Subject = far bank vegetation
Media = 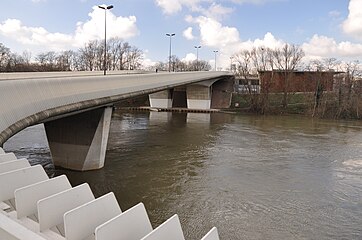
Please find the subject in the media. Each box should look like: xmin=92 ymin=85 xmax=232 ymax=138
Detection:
xmin=232 ymin=44 xmax=362 ymax=119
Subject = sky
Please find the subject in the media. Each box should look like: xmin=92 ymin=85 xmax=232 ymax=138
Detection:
xmin=0 ymin=0 xmax=361 ymax=69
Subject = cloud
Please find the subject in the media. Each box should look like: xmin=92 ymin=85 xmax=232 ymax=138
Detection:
xmin=202 ymin=3 xmax=234 ymax=19
xmin=302 ymin=34 xmax=362 ymax=59
xmin=342 ymin=0 xmax=362 ymax=40
xmin=0 ymin=6 xmax=139 ymax=52
xmin=155 ymin=0 xmax=201 ymax=15
xmin=155 ymin=0 xmax=234 ymax=17
xmin=189 ymin=16 xmax=240 ymax=47
xmin=0 ymin=19 xmax=73 ymax=50
xmin=187 ymin=14 xmax=287 ymax=68
xmin=74 ymin=6 xmax=139 ymax=46
xmin=155 ymin=0 xmax=282 ymax=15
xmin=182 ymin=53 xmax=197 ymax=62
xmin=183 ymin=27 xmax=195 ymax=40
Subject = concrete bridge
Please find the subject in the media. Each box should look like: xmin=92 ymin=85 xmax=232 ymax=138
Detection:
xmin=0 ymin=71 xmax=234 ymax=171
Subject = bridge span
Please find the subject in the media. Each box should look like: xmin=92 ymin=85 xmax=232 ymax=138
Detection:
xmin=0 ymin=71 xmax=234 ymax=171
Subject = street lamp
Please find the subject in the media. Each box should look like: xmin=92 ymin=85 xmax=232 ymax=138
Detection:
xmin=213 ymin=50 xmax=219 ymax=71
xmin=230 ymin=56 xmax=234 ymax=72
xmin=166 ymin=33 xmax=175 ymax=72
xmin=98 ymin=4 xmax=114 ymax=75
xmin=194 ymin=45 xmax=201 ymax=71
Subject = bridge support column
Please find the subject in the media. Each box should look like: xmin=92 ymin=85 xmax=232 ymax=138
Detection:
xmin=44 ymin=107 xmax=112 ymax=171
xmin=186 ymin=85 xmax=211 ymax=109
xmin=149 ymin=90 xmax=173 ymax=108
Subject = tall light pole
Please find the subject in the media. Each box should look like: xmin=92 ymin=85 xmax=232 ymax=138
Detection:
xmin=166 ymin=33 xmax=175 ymax=72
xmin=194 ymin=45 xmax=201 ymax=71
xmin=230 ymin=56 xmax=234 ymax=72
xmin=98 ymin=4 xmax=113 ymax=75
xmin=213 ymin=50 xmax=218 ymax=71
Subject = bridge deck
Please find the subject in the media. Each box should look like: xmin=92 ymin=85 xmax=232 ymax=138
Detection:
xmin=0 ymin=71 xmax=233 ymax=144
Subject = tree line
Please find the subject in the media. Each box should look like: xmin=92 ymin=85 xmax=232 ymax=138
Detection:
xmin=232 ymin=44 xmax=362 ymax=119
xmin=152 ymin=55 xmax=211 ymax=72
xmin=0 ymin=38 xmax=143 ymax=72
xmin=0 ymin=39 xmax=211 ymax=73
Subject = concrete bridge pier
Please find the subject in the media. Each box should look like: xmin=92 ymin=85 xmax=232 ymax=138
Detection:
xmin=44 ymin=107 xmax=112 ymax=171
xmin=186 ymin=85 xmax=211 ymax=110
xmin=149 ymin=90 xmax=173 ymax=108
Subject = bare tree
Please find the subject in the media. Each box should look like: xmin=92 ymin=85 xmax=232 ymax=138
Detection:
xmin=336 ymin=60 xmax=361 ymax=118
xmin=272 ymin=44 xmax=305 ymax=108
xmin=79 ymin=40 xmax=99 ymax=71
xmin=128 ymin=46 xmax=143 ymax=70
xmin=0 ymin=43 xmax=11 ymax=71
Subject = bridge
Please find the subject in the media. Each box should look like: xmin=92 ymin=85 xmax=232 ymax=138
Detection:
xmin=0 ymin=71 xmax=234 ymax=171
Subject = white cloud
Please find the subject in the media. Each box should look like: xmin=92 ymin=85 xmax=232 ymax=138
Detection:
xmin=155 ymin=0 xmax=281 ymax=15
xmin=0 ymin=6 xmax=139 ymax=53
xmin=183 ymin=27 xmax=195 ymax=40
xmin=155 ymin=0 xmax=205 ymax=15
xmin=202 ymin=3 xmax=234 ymax=19
xmin=155 ymin=0 xmax=233 ymax=18
xmin=190 ymin=16 xmax=240 ymax=47
xmin=182 ymin=53 xmax=197 ymax=62
xmin=74 ymin=6 xmax=139 ymax=46
xmin=187 ymin=14 xmax=287 ymax=69
xmin=342 ymin=0 xmax=362 ymax=40
xmin=0 ymin=19 xmax=73 ymax=50
xmin=302 ymin=34 xmax=362 ymax=59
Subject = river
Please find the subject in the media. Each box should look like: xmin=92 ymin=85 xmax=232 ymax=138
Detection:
xmin=4 ymin=111 xmax=362 ymax=239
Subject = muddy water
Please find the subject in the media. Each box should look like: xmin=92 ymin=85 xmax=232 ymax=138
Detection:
xmin=4 ymin=112 xmax=362 ymax=239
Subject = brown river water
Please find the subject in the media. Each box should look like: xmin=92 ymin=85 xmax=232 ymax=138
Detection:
xmin=4 ymin=111 xmax=362 ymax=239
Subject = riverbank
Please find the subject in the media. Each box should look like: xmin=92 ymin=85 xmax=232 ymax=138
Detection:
xmin=231 ymin=92 xmax=362 ymax=120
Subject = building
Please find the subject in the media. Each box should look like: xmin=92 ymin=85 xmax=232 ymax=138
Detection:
xmin=258 ymin=70 xmax=336 ymax=93
xmin=234 ymin=76 xmax=260 ymax=94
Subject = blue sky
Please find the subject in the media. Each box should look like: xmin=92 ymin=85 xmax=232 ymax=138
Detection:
xmin=0 ymin=0 xmax=360 ymax=69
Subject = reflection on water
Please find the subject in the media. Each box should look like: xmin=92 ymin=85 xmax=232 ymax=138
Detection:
xmin=4 ymin=112 xmax=362 ymax=239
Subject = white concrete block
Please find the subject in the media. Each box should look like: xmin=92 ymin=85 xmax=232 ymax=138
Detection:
xmin=38 ymin=183 xmax=95 ymax=233
xmin=149 ymin=98 xmax=173 ymax=108
xmin=0 ymin=212 xmax=47 ymax=240
xmin=0 ymin=165 xmax=48 ymax=203
xmin=187 ymin=99 xmax=211 ymax=110
xmin=15 ymin=175 xmax=72 ymax=219
xmin=201 ymin=227 xmax=220 ymax=240
xmin=64 ymin=192 xmax=122 ymax=240
xmin=95 ymin=202 xmax=152 ymax=240
xmin=0 ymin=159 xmax=30 ymax=174
xmin=140 ymin=214 xmax=185 ymax=240
xmin=0 ymin=153 xmax=17 ymax=163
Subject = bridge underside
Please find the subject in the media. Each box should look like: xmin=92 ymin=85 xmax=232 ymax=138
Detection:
xmin=148 ymin=78 xmax=233 ymax=110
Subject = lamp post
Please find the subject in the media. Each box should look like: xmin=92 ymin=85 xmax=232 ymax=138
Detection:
xmin=230 ymin=56 xmax=233 ymax=72
xmin=194 ymin=45 xmax=201 ymax=71
xmin=98 ymin=4 xmax=114 ymax=75
xmin=213 ymin=50 xmax=218 ymax=71
xmin=166 ymin=33 xmax=175 ymax=72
